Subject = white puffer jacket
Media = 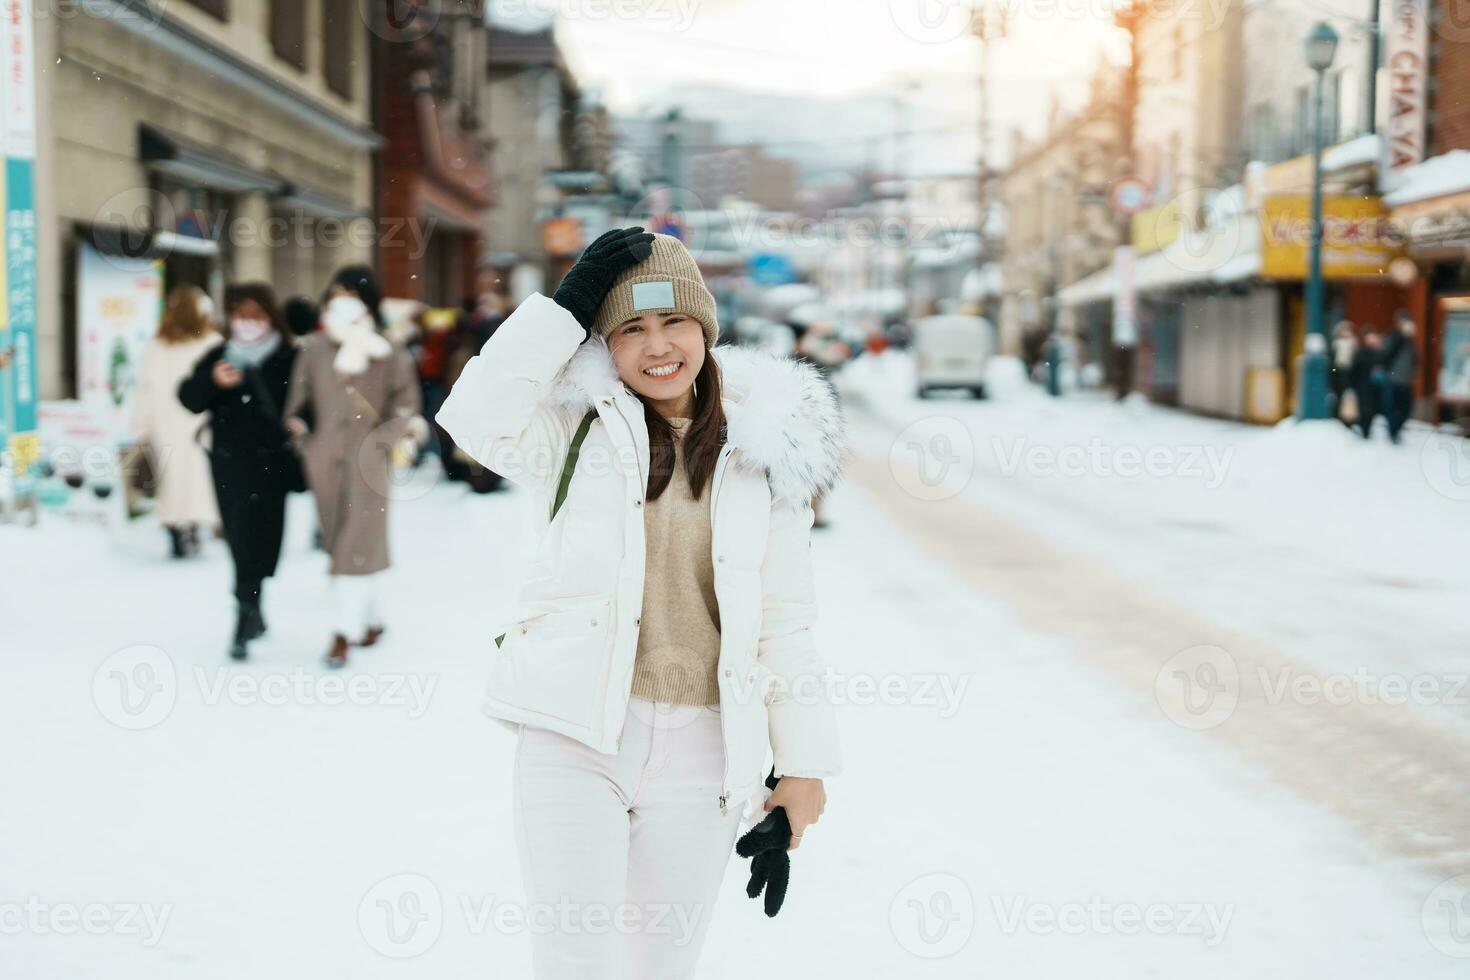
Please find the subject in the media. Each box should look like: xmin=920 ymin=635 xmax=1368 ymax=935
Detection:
xmin=436 ymin=293 xmax=846 ymax=814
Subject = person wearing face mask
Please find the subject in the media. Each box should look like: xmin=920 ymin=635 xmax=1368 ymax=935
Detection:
xmin=179 ymin=282 xmax=303 ymax=660
xmin=283 ymin=265 xmax=427 ymax=668
xmin=133 ymin=284 xmax=222 ymax=559
xmin=437 ymin=229 xmax=844 ymax=978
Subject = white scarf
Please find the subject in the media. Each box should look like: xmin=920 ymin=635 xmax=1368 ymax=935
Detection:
xmin=322 ymin=295 xmax=391 ymax=375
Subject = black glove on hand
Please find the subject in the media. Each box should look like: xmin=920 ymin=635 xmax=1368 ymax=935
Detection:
xmin=735 ymin=768 xmax=790 ymax=917
xmin=551 ymin=226 xmax=655 ymax=336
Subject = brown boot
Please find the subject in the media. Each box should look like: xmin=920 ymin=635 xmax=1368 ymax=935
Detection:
xmin=357 ymin=625 xmax=385 ymax=648
xmin=325 ymin=633 xmax=350 ymax=669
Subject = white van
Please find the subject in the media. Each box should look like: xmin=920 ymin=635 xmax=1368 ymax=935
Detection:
xmin=912 ymin=314 xmax=995 ymax=398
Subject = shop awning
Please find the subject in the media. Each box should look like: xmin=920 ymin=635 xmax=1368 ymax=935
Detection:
xmin=276 ymin=182 xmax=368 ymax=221
xmin=1059 ymin=207 xmax=1262 ymax=306
xmin=139 ymin=124 xmax=284 ymax=195
xmin=1383 ymin=150 xmax=1470 ymax=208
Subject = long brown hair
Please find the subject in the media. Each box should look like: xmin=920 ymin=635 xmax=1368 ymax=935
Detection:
xmin=158 ymin=284 xmax=215 ymax=344
xmin=637 ymin=350 xmax=727 ymax=502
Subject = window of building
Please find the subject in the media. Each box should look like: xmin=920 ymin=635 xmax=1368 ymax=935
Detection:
xmin=270 ymin=0 xmax=306 ymax=70
xmin=1248 ymin=103 xmax=1278 ymax=163
xmin=1321 ymin=70 xmax=1342 ymax=146
xmin=181 ymin=0 xmax=229 ymax=19
xmin=322 ymin=0 xmax=354 ymax=100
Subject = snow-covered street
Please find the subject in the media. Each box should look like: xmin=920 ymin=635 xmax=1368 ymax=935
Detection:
xmin=6 ymin=354 xmax=1470 ymax=976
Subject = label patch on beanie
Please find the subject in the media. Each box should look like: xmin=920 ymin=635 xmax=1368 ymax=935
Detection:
xmin=631 ymin=280 xmax=676 ymax=311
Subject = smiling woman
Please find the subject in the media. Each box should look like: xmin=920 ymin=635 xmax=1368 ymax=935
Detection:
xmin=434 ymin=227 xmax=845 ymax=977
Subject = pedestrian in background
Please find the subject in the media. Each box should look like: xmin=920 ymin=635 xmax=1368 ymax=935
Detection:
xmin=284 ymin=265 xmax=426 ymax=668
xmin=132 ymin=283 xmax=221 ymax=559
xmin=1379 ymin=311 xmax=1418 ymax=444
xmin=283 ymin=296 xmax=319 ymax=339
xmin=1349 ymin=329 xmax=1383 ymax=439
xmin=1329 ymin=319 xmax=1357 ymax=425
xmin=178 ymin=282 xmax=302 ymax=661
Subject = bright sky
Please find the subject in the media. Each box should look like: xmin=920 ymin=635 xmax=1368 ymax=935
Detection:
xmin=494 ymin=0 xmax=1122 ymax=157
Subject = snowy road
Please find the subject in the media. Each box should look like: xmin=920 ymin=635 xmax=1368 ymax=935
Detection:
xmin=5 ymin=358 xmax=1470 ymax=976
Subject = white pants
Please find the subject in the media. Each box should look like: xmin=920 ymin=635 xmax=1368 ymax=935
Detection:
xmin=513 ymin=696 xmax=744 ymax=980
xmin=328 ymin=573 xmax=384 ymax=637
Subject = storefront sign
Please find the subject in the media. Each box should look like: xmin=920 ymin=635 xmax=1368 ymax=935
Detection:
xmin=1259 ymin=196 xmax=1401 ymax=279
xmin=1381 ymin=0 xmax=1430 ymax=189
xmin=1388 ymin=190 xmax=1470 ymax=250
xmin=540 ymin=216 xmax=583 ymax=258
xmin=1131 ymin=198 xmax=1183 ymax=256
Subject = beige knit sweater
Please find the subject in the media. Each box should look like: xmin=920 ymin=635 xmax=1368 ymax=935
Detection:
xmin=630 ymin=417 xmax=722 ymax=705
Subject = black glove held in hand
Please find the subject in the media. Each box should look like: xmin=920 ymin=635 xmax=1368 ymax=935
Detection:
xmin=551 ymin=226 xmax=655 ymax=336
xmin=735 ymin=769 xmax=790 ymax=917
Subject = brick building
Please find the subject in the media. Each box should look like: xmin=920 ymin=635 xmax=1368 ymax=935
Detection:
xmin=372 ymin=0 xmax=493 ymax=306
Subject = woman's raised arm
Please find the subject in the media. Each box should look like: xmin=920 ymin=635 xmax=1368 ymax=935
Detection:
xmin=435 ymin=293 xmax=587 ymax=498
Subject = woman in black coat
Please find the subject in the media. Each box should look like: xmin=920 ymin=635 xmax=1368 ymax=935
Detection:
xmin=179 ymin=282 xmax=303 ymax=660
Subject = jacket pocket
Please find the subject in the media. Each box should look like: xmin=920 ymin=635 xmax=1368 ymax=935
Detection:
xmin=491 ymin=595 xmax=615 ymax=728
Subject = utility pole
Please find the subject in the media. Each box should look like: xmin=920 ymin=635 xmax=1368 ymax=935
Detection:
xmin=1111 ymin=0 xmax=1143 ymax=399
xmin=973 ymin=2 xmax=1006 ymax=265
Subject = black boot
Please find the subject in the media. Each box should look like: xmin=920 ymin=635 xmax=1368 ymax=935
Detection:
xmin=237 ymin=583 xmax=266 ymax=640
xmin=240 ymin=597 xmax=266 ymax=642
xmin=230 ymin=604 xmax=252 ymax=661
xmin=167 ymin=526 xmax=187 ymax=559
xmin=186 ymin=525 xmax=203 ymax=556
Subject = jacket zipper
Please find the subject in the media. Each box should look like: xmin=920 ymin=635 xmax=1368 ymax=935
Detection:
xmin=712 ymin=443 xmax=735 ymax=815
xmin=617 ymin=396 xmax=737 ymax=815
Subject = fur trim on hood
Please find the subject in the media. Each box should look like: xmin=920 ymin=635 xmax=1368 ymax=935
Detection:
xmin=545 ymin=335 xmax=847 ymax=505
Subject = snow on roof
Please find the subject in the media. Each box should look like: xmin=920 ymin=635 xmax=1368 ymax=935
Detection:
xmin=1321 ymin=134 xmax=1381 ymax=173
xmin=1383 ymin=150 xmax=1470 ymax=207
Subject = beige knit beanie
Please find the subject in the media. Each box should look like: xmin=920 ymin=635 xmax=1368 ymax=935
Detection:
xmin=591 ymin=233 xmax=718 ymax=346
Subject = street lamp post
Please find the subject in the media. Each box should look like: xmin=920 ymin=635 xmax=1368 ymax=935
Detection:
xmin=1298 ymin=21 xmax=1339 ymax=420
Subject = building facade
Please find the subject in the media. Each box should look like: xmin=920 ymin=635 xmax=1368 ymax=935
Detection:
xmin=372 ymin=0 xmax=493 ymax=307
xmin=37 ymin=0 xmax=379 ymax=399
xmin=999 ymin=71 xmax=1125 ymax=362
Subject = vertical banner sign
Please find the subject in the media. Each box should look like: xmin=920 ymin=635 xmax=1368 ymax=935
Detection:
xmin=1381 ymin=0 xmax=1429 ymax=191
xmin=1 ymin=0 xmax=38 ymax=487
xmin=76 ymin=243 xmax=162 ymax=439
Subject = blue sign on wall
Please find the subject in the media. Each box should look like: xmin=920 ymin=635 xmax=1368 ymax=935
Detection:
xmin=748 ymin=253 xmax=796 ymax=286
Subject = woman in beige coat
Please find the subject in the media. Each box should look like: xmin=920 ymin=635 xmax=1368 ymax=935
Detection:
xmin=284 ymin=266 xmax=426 ymax=667
xmin=132 ymin=284 xmax=221 ymax=558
